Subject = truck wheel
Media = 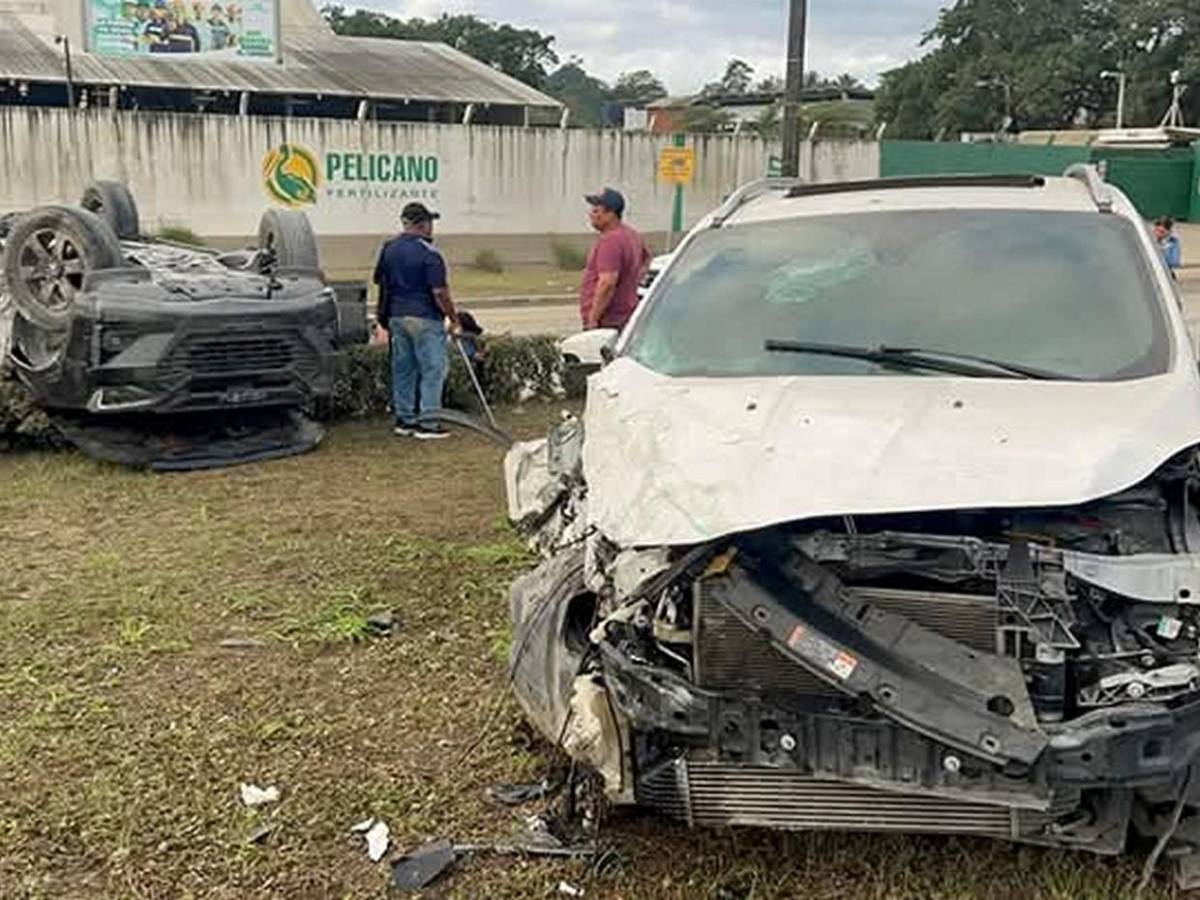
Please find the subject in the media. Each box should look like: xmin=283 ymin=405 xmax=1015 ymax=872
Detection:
xmin=2 ymin=206 xmax=124 ymax=331
xmin=258 ymin=209 xmax=320 ymax=271
xmin=81 ymin=180 xmax=141 ymax=240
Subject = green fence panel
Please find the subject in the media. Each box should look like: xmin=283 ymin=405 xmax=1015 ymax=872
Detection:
xmin=1090 ymin=147 xmax=1194 ymax=220
xmin=880 ymin=140 xmax=1196 ymax=220
xmin=880 ymin=141 xmax=1089 ymax=178
xmin=1193 ymin=143 xmax=1200 ymax=223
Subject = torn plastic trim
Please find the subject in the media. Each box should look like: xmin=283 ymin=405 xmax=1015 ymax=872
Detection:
xmin=504 ymin=415 xmax=584 ymax=527
xmin=1061 ymin=551 xmax=1200 ymax=605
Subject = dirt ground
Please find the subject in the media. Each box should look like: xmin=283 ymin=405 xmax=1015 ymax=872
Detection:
xmin=0 ymin=410 xmax=1182 ymax=899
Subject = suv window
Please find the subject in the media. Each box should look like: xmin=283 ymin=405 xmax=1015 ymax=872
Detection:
xmin=627 ymin=209 xmax=1170 ymax=381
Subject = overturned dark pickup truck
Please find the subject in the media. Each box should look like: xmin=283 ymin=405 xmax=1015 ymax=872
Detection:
xmin=505 ymin=171 xmax=1200 ymax=885
xmin=0 ymin=181 xmax=365 ymax=467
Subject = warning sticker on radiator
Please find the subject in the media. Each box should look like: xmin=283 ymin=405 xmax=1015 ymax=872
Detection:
xmin=786 ymin=625 xmax=859 ymax=681
xmin=830 ymin=652 xmax=859 ymax=680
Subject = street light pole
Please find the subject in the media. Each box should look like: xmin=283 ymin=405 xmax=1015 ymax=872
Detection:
xmin=1101 ymin=70 xmax=1127 ymax=129
xmin=780 ymin=0 xmax=807 ymax=179
xmin=55 ymin=35 xmax=75 ymax=110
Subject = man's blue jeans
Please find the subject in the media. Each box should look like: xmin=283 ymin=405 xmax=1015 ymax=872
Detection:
xmin=389 ymin=316 xmax=447 ymax=426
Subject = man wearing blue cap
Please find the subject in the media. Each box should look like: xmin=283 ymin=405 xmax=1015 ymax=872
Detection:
xmin=373 ymin=202 xmax=462 ymax=440
xmin=580 ymin=187 xmax=651 ymax=331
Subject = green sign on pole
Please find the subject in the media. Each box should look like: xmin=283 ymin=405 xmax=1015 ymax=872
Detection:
xmin=670 ymin=133 xmax=686 ymax=242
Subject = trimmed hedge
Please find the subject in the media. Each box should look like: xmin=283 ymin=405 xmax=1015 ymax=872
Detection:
xmin=0 ymin=334 xmax=575 ymax=451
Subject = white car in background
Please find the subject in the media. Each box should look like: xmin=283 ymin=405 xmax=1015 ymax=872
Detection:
xmin=559 ymin=253 xmax=673 ymax=373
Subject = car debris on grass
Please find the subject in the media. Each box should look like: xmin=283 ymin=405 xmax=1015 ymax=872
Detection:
xmin=239 ymin=784 xmax=280 ymax=808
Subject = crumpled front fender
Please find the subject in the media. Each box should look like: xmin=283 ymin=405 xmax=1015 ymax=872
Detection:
xmin=509 ymin=548 xmax=589 ymax=741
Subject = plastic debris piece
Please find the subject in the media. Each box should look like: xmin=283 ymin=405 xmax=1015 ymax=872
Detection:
xmin=391 ymin=840 xmax=457 ymax=892
xmin=365 ymin=820 xmax=391 ymax=862
xmin=246 ymin=824 xmax=275 ymax=845
xmin=558 ymin=881 xmax=585 ymax=897
xmin=239 ymin=783 xmax=280 ymax=807
xmin=486 ymin=779 xmax=552 ymax=807
xmin=350 ymin=817 xmax=376 ymax=834
xmin=218 ymin=638 xmax=266 ymax=649
xmin=366 ymin=611 xmax=399 ymax=637
xmin=517 ymin=814 xmax=564 ymax=851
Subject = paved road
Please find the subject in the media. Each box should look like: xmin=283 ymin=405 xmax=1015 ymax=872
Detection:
xmin=470 ymin=300 xmax=579 ymax=337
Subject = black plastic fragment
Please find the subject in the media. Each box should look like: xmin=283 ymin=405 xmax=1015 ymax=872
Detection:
xmin=390 ymin=839 xmax=458 ymax=892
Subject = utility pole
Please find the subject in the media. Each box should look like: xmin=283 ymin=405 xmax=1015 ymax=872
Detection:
xmin=1101 ymin=70 xmax=1127 ymax=129
xmin=780 ymin=0 xmax=807 ymax=178
xmin=55 ymin=35 xmax=75 ymax=109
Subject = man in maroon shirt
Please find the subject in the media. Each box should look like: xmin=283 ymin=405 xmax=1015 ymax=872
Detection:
xmin=579 ymin=188 xmax=651 ymax=330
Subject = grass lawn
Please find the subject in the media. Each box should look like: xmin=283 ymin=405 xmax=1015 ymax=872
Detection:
xmin=453 ymin=265 xmax=579 ymax=299
xmin=0 ymin=411 xmax=1180 ymax=899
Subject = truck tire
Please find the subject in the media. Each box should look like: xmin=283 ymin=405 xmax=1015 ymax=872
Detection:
xmin=258 ymin=209 xmax=320 ymax=271
xmin=1 ymin=206 xmax=124 ymax=331
xmin=81 ymin=180 xmax=141 ymax=240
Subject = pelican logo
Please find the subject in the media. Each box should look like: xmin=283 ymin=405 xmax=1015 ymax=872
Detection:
xmin=262 ymin=143 xmax=320 ymax=207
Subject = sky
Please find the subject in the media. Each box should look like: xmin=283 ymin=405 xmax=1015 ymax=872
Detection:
xmin=353 ymin=0 xmax=949 ymax=93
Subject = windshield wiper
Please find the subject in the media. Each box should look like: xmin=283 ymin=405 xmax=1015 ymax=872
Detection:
xmin=763 ymin=340 xmax=1074 ymax=381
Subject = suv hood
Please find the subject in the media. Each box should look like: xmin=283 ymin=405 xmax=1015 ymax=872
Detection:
xmin=583 ymin=358 xmax=1200 ymax=547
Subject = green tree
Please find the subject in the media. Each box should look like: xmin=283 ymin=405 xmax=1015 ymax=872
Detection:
xmin=321 ymin=6 xmax=558 ymax=88
xmin=872 ymin=0 xmax=1200 ymax=137
xmin=611 ymin=70 xmax=668 ymax=106
xmin=1114 ymin=0 xmax=1200 ymax=126
xmin=701 ymin=58 xmax=755 ymax=98
xmin=680 ymin=105 xmax=734 ymax=133
xmin=544 ymin=59 xmax=612 ymax=127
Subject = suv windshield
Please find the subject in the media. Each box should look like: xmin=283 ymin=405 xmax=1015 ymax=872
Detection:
xmin=626 ymin=209 xmax=1170 ymax=381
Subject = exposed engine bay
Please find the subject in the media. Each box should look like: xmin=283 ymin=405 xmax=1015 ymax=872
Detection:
xmin=507 ymin=417 xmax=1200 ymax=882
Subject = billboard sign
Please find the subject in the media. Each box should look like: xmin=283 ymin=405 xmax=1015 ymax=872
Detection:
xmin=85 ymin=0 xmax=280 ymax=61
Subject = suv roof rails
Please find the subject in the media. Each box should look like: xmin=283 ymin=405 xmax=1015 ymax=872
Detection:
xmin=783 ymin=174 xmax=1046 ymax=199
xmin=710 ymin=178 xmax=805 ymax=227
xmin=1063 ymin=163 xmax=1114 ymax=214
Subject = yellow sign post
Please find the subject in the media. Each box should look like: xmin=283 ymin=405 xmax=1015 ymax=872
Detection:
xmin=658 ymin=147 xmax=696 ymax=184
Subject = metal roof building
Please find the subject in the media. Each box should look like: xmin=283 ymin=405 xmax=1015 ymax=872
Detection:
xmin=0 ymin=0 xmax=561 ymax=121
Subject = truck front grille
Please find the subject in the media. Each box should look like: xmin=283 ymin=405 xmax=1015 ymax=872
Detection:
xmin=172 ymin=334 xmax=297 ymax=375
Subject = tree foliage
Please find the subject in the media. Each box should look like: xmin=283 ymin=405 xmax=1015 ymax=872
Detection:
xmin=701 ymin=58 xmax=757 ymax=98
xmin=612 ymin=70 xmax=668 ymax=106
xmin=876 ymin=0 xmax=1200 ymax=138
xmin=322 ymin=6 xmax=558 ymax=88
xmin=544 ymin=59 xmax=613 ymax=127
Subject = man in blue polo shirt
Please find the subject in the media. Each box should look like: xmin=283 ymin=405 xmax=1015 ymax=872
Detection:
xmin=373 ymin=202 xmax=461 ymax=440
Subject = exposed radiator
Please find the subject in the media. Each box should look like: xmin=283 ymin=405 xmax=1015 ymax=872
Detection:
xmin=694 ymin=582 xmax=998 ymax=695
xmin=638 ymin=759 xmax=1014 ymax=836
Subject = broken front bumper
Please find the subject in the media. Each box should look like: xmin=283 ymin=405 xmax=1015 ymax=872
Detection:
xmin=508 ymin=525 xmax=1200 ymax=856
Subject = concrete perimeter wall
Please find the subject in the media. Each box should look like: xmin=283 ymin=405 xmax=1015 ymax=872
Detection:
xmin=0 ymin=108 xmax=879 ymax=277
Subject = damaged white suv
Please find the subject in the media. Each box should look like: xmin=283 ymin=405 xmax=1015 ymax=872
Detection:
xmin=504 ymin=168 xmax=1200 ymax=883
